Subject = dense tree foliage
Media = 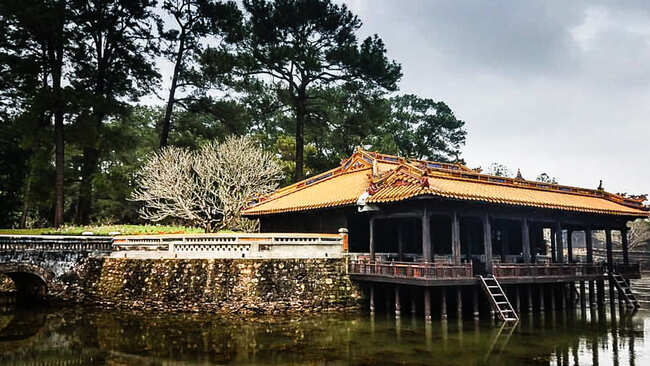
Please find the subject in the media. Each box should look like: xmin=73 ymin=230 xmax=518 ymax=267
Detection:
xmin=205 ymin=0 xmax=403 ymax=181
xmin=0 ymin=0 xmax=469 ymax=228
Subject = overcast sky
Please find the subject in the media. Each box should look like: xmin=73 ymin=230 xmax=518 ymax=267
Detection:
xmin=152 ymin=1 xmax=649 ymax=198
xmin=336 ymin=0 xmax=649 ymax=198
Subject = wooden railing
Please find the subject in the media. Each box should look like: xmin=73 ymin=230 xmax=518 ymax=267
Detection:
xmin=614 ymin=262 xmax=642 ymax=279
xmin=0 ymin=235 xmax=112 ymax=252
xmin=112 ymin=232 xmax=345 ymax=259
xmin=347 ymin=260 xmax=473 ymax=280
xmin=493 ymin=263 xmax=605 ymax=278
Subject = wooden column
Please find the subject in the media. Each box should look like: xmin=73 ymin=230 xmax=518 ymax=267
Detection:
xmin=555 ymin=222 xmax=564 ymax=263
xmin=580 ymin=281 xmax=586 ymax=310
xmin=441 ymin=288 xmax=447 ymax=320
xmin=521 ymin=219 xmax=531 ymax=263
xmin=567 ymin=229 xmax=573 ymax=263
xmin=501 ymin=227 xmax=510 ymax=263
xmin=585 ymin=227 xmax=593 ymax=263
xmin=397 ymin=222 xmax=405 ymax=262
xmin=424 ymin=288 xmax=432 ymax=322
xmin=605 ymin=229 xmax=614 ymax=272
xmin=551 ymin=227 xmax=557 ymax=263
xmin=606 ymin=229 xmax=616 ymax=309
xmin=539 ymin=285 xmax=545 ymax=311
xmin=527 ymin=285 xmax=533 ymax=312
xmin=482 ymin=214 xmax=493 ymax=274
xmin=422 ymin=208 xmax=432 ymax=262
xmin=589 ymin=280 xmax=596 ymax=308
xmin=451 ymin=212 xmax=461 ymax=265
xmin=621 ymin=228 xmax=629 ymax=265
xmin=369 ymin=217 xmax=376 ymax=262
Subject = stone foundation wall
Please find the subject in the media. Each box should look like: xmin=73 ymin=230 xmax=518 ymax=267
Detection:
xmin=64 ymin=258 xmax=361 ymax=314
xmin=0 ymin=274 xmax=14 ymax=292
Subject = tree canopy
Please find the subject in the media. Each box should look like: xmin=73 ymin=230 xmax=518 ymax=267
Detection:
xmin=0 ymin=0 xmax=471 ymax=229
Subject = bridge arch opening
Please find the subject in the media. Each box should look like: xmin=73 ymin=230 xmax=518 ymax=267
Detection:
xmin=0 ymin=264 xmax=51 ymax=303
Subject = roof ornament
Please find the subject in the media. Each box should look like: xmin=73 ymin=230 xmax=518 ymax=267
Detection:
xmin=372 ymin=157 xmax=377 ymax=177
xmin=356 ymin=191 xmax=380 ymax=212
xmin=598 ymin=180 xmax=604 ymax=191
xmin=515 ymin=169 xmax=524 ymax=181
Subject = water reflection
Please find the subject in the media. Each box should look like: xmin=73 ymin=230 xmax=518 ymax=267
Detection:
xmin=0 ymin=298 xmax=647 ymax=366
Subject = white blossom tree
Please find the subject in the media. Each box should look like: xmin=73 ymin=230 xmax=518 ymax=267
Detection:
xmin=131 ymin=136 xmax=283 ymax=232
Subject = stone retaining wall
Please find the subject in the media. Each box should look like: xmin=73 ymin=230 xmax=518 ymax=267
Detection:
xmin=64 ymin=258 xmax=361 ymax=314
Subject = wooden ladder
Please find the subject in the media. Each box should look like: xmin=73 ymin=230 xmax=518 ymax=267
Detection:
xmin=479 ymin=275 xmax=519 ymax=322
xmin=611 ymin=272 xmax=640 ymax=309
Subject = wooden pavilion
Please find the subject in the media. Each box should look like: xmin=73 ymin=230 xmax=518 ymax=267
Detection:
xmin=243 ymin=148 xmax=648 ymax=321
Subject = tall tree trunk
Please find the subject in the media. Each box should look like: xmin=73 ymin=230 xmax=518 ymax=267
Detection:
xmin=294 ymin=100 xmax=305 ymax=182
xmin=51 ymin=7 xmax=65 ymax=228
xmin=159 ymin=34 xmax=185 ymax=148
xmin=53 ymin=106 xmax=65 ymax=226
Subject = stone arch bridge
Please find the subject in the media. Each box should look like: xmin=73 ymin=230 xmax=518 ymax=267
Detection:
xmin=0 ymin=236 xmax=111 ymax=301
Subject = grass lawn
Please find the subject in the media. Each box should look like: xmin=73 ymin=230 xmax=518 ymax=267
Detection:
xmin=0 ymin=224 xmax=205 ymax=236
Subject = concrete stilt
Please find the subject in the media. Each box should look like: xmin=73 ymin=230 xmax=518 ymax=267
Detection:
xmin=580 ymin=281 xmax=586 ymax=310
xmin=550 ymin=285 xmax=556 ymax=311
xmin=385 ymin=288 xmax=391 ymax=315
xmin=410 ymin=289 xmax=417 ymax=315
xmin=597 ymin=279 xmax=605 ymax=309
xmin=472 ymin=287 xmax=479 ymax=319
xmin=456 ymin=287 xmax=462 ymax=318
xmin=369 ymin=285 xmax=375 ymax=314
xmin=395 ymin=286 xmax=401 ymax=318
xmin=441 ymin=288 xmax=447 ymax=320
xmin=588 ymin=280 xmax=596 ymax=308
xmin=539 ymin=284 xmax=545 ymax=311
xmin=515 ymin=286 xmax=521 ymax=313
xmin=424 ymin=288 xmax=432 ymax=322
xmin=561 ymin=283 xmax=567 ymax=310
xmin=527 ymin=285 xmax=533 ymax=312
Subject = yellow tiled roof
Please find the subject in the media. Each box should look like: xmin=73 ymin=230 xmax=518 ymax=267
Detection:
xmin=242 ymin=149 xmax=649 ymax=217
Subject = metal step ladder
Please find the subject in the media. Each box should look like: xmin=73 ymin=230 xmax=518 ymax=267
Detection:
xmin=479 ymin=275 xmax=519 ymax=322
xmin=611 ymin=272 xmax=640 ymax=309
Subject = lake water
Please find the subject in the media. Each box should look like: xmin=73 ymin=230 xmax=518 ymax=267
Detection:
xmin=1 ymin=282 xmax=650 ymax=365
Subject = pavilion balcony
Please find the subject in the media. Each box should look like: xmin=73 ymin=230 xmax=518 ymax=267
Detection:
xmin=613 ymin=262 xmax=642 ymax=279
xmin=491 ymin=263 xmax=606 ymax=283
xmin=347 ymin=255 xmax=473 ymax=285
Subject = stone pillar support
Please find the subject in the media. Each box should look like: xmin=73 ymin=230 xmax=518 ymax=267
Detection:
xmin=441 ymin=288 xmax=447 ymax=320
xmin=424 ymin=288 xmax=432 ymax=322
xmin=395 ymin=286 xmax=401 ymax=318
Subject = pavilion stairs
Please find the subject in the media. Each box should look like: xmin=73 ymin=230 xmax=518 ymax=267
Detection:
xmin=479 ymin=275 xmax=519 ymax=322
xmin=610 ymin=272 xmax=640 ymax=309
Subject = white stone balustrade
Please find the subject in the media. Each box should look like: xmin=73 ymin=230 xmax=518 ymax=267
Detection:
xmin=110 ymin=232 xmax=346 ymax=259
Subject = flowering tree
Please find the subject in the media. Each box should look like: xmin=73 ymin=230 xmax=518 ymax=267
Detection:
xmin=131 ymin=136 xmax=282 ymax=232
